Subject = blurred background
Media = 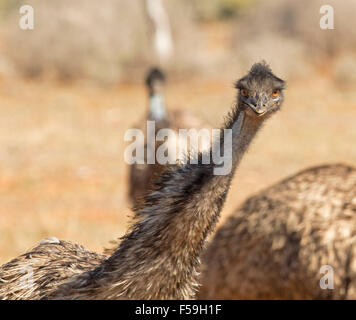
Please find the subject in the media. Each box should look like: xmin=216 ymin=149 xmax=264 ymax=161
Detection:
xmin=0 ymin=0 xmax=355 ymax=263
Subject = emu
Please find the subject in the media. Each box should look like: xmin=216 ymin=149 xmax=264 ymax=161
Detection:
xmin=0 ymin=62 xmax=285 ymax=299
xmin=198 ymin=164 xmax=356 ymax=299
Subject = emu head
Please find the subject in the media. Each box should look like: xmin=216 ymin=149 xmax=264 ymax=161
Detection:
xmin=145 ymin=67 xmax=166 ymax=97
xmin=235 ymin=62 xmax=286 ymax=118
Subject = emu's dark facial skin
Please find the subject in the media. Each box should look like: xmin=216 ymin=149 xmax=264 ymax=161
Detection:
xmin=235 ymin=62 xmax=286 ymax=118
xmin=239 ymin=88 xmax=284 ymax=117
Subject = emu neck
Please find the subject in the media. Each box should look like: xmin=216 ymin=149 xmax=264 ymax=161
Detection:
xmin=102 ymin=105 xmax=263 ymax=298
xmin=50 ymin=104 xmax=265 ymax=300
xmin=148 ymin=93 xmax=166 ymax=121
xmin=227 ymin=109 xmax=263 ymax=173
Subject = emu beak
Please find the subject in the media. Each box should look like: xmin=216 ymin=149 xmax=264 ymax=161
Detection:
xmin=246 ymin=103 xmax=267 ymax=116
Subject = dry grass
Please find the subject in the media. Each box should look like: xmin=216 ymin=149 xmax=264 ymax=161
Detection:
xmin=0 ymin=72 xmax=355 ymax=264
xmin=1 ymin=0 xmax=356 ymax=87
xmin=230 ymin=0 xmax=356 ymax=82
xmin=0 ymin=0 xmax=202 ymax=83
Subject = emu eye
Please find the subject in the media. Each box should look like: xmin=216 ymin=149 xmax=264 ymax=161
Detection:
xmin=272 ymin=89 xmax=280 ymax=98
xmin=241 ymin=89 xmax=249 ymax=98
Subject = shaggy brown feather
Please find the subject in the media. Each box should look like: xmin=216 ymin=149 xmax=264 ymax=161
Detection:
xmin=198 ymin=164 xmax=356 ymax=299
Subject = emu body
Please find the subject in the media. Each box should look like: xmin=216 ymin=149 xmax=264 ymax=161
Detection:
xmin=198 ymin=164 xmax=356 ymax=299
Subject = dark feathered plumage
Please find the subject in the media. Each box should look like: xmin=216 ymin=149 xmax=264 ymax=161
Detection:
xmin=198 ymin=164 xmax=356 ymax=299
